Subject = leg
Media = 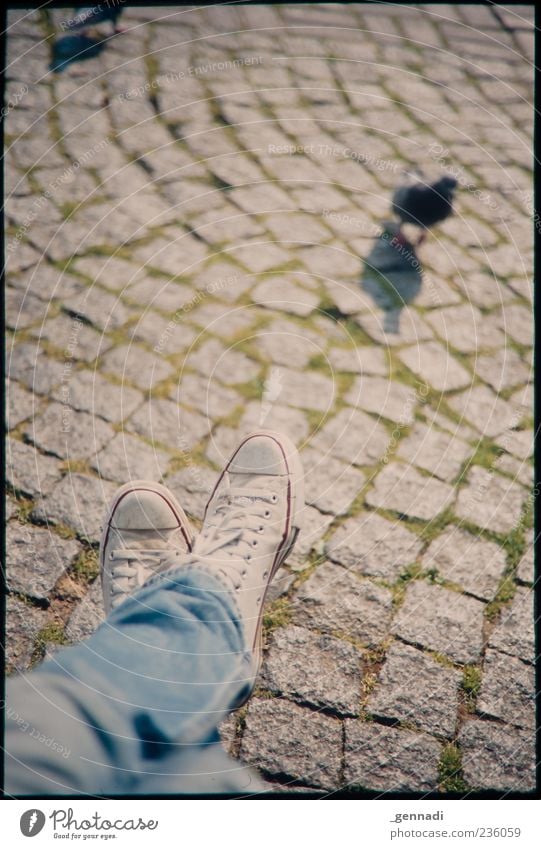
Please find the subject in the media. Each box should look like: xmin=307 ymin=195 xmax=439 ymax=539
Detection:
xmin=5 ymin=432 xmax=303 ymax=795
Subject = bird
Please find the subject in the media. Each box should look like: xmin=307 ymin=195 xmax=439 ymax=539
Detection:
xmin=66 ymin=4 xmax=124 ymax=33
xmin=49 ymin=33 xmax=107 ymax=73
xmin=392 ymin=172 xmax=458 ymax=244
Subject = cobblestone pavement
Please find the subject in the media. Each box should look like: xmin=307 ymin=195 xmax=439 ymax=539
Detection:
xmin=4 ymin=4 xmax=536 ymax=793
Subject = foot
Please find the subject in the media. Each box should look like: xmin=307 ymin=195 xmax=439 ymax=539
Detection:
xmin=100 ymin=480 xmax=194 ymax=614
xmin=193 ymin=431 xmax=304 ymax=672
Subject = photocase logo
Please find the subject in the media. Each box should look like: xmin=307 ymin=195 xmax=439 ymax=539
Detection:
xmin=20 ymin=810 xmax=46 ymax=837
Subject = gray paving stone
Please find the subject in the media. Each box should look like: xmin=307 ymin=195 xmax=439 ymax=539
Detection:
xmin=392 ymin=581 xmax=485 ymax=664
xmin=294 ymin=561 xmax=393 ymax=646
xmin=424 ymin=527 xmax=507 ymax=601
xmin=240 ymin=698 xmax=342 ymax=790
xmin=262 ymin=625 xmax=362 ymax=716
xmin=240 ymin=402 xmax=310 ymax=446
xmin=65 ymin=577 xmax=106 ymax=643
xmin=5 ymin=287 xmax=48 ymax=330
xmin=368 ymin=642 xmax=461 ymax=738
xmin=397 ymin=422 xmax=472 ymax=482
xmin=24 ymin=402 xmax=114 ymax=460
xmin=310 ymin=407 xmax=390 ymax=465
xmin=124 ymin=277 xmax=195 ymax=313
xmin=32 ymin=473 xmax=117 ymax=543
xmin=367 ymin=463 xmax=455 ymax=521
xmin=474 ymin=347 xmax=531 ymax=392
xmin=287 ymin=504 xmax=334 ymax=570
xmin=165 ymin=465 xmax=218 ymax=522
xmin=256 ymin=323 xmax=321 ymax=369
xmin=92 ymin=433 xmax=171 ymax=484
xmin=51 ymin=370 xmax=144 ymax=423
xmin=252 ymin=278 xmax=320 ymax=317
xmin=8 ymin=342 xmax=66 ymax=395
xmin=8 ymin=263 xmax=85 ymax=304
xmin=128 ymin=399 xmax=210 ymax=451
xmin=454 ymin=467 xmax=526 ymax=535
xmin=6 ymin=523 xmax=80 ymax=600
xmin=516 ymin=545 xmax=534 ymax=585
xmin=488 ymin=587 xmax=535 ymax=664
xmin=326 ymin=512 xmax=422 ymax=581
xmin=397 ymin=341 xmax=471 ymax=392
xmin=38 ymin=313 xmax=107 ymax=363
xmin=6 ymin=437 xmax=62 ymax=497
xmin=425 ymin=304 xmax=506 ymax=353
xmin=344 ymin=722 xmax=441 ymax=792
xmin=458 ymin=719 xmax=535 ymax=792
xmin=326 ymin=345 xmax=388 ymax=376
xmin=303 ymin=448 xmax=366 ymax=515
xmin=509 ymin=383 xmax=533 ymax=417
xmin=448 ymin=385 xmax=517 ymax=438
xmin=355 ymin=308 xmax=434 ymax=346
xmin=5 ymin=596 xmax=48 ymax=672
xmin=271 ymin=367 xmax=335 ymax=412
xmin=132 ymin=234 xmax=209 ymax=277
xmin=62 ymin=287 xmax=131 ymax=331
xmin=345 ymin=376 xmax=417 ymax=424
xmin=297 ymin=244 xmax=359 ymax=279
xmin=175 ymin=374 xmax=242 ymax=421
xmin=187 ymin=338 xmax=260 ymax=385
xmin=477 ymin=649 xmax=534 ymax=730
xmin=229 ymin=243 xmax=292 ymax=274
xmin=496 ymin=303 xmax=532 ymax=347
xmin=100 ymin=344 xmax=174 ymax=390
xmin=6 ymin=379 xmax=37 ymax=428
xmin=495 ymin=428 xmax=533 ymax=461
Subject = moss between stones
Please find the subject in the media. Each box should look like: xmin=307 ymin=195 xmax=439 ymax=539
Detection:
xmin=438 ymin=743 xmax=469 ymax=793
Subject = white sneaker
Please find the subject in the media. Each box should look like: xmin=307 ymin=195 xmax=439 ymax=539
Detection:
xmin=192 ymin=431 xmax=304 ymax=672
xmin=100 ymin=480 xmax=194 ymax=614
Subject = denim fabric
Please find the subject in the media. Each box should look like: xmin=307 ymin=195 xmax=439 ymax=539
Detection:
xmin=4 ymin=565 xmax=264 ymax=795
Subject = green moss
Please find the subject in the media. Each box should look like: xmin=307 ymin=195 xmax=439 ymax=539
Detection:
xmin=485 ymin=573 xmax=516 ymax=621
xmin=71 ymin=548 xmax=99 ymax=583
xmin=461 ymin=666 xmax=482 ymax=709
xmin=262 ymin=598 xmax=292 ymax=637
xmin=438 ymin=743 xmax=469 ymax=793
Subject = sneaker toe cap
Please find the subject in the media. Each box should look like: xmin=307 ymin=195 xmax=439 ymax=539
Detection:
xmin=111 ymin=489 xmax=180 ymax=530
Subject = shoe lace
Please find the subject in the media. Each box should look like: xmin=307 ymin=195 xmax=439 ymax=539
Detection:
xmin=190 ymin=488 xmax=278 ymax=591
xmin=109 ymin=547 xmax=183 ymax=607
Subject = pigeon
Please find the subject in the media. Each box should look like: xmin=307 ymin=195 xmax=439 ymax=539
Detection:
xmin=49 ymin=33 xmax=107 ymax=73
xmin=392 ymin=173 xmax=458 ymax=242
xmin=66 ymin=4 xmax=124 ymax=33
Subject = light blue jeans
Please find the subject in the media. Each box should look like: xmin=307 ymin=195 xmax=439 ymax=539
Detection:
xmin=4 ymin=564 xmax=265 ymax=795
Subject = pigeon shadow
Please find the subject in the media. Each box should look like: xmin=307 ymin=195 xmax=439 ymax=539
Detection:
xmin=49 ymin=33 xmax=109 ymax=74
xmin=361 ymin=223 xmax=423 ymax=334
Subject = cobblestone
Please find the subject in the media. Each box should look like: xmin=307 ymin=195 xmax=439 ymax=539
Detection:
xmin=366 ymin=463 xmax=455 ymax=521
xmin=477 ymin=649 xmax=535 ymax=730
xmin=344 ymin=722 xmax=441 ymax=792
xmin=454 ymin=466 xmax=527 ymax=535
xmin=488 ymin=587 xmax=535 ymax=664
xmin=5 ymin=596 xmax=48 ymax=672
xmin=262 ymin=625 xmax=362 ymax=715
xmin=423 ymin=527 xmax=507 ymax=601
xmin=459 ymin=720 xmax=535 ymax=792
xmin=326 ymin=512 xmax=422 ymax=581
xmin=240 ymin=698 xmax=342 ymax=789
xmin=368 ymin=641 xmax=461 ymax=738
xmin=5 ymin=2 xmax=534 ymax=793
xmin=392 ymin=581 xmax=485 ymax=664
xmin=6 ymin=523 xmax=81 ymax=600
xmin=294 ymin=561 xmax=393 ymax=646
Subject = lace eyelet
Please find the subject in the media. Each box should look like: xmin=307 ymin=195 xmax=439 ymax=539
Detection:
xmin=252 ymin=539 xmax=258 ymax=547
xmin=256 ymin=596 xmax=261 ymax=604
xmin=258 ymin=526 xmax=264 ymax=533
xmin=263 ymin=571 xmax=268 ymax=579
xmin=109 ymin=553 xmax=114 ymax=560
xmin=270 ymin=494 xmax=278 ymax=503
xmin=246 ymin=554 xmax=252 ymax=561
xmin=242 ymin=569 xmax=247 ymax=577
xmin=264 ymin=510 xmax=271 ymax=518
